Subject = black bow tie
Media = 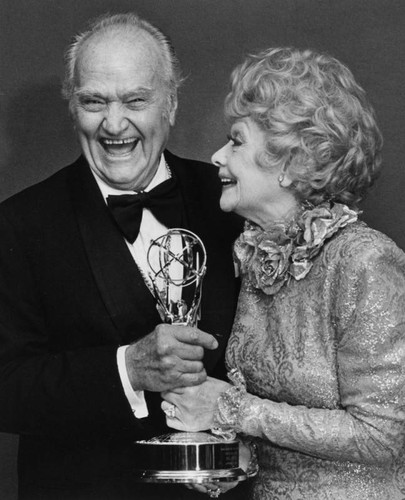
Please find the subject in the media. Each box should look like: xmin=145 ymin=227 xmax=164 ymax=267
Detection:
xmin=107 ymin=177 xmax=182 ymax=243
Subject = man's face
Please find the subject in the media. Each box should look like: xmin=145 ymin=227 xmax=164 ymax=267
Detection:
xmin=71 ymin=30 xmax=177 ymax=191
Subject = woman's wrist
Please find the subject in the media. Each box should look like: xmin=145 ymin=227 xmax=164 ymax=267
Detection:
xmin=214 ymin=385 xmax=245 ymax=430
xmin=212 ymin=369 xmax=247 ymax=438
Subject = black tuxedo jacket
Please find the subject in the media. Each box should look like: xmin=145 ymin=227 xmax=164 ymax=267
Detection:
xmin=0 ymin=152 xmax=243 ymax=499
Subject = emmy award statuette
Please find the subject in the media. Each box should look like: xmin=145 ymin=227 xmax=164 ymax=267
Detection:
xmin=133 ymin=229 xmax=246 ymax=486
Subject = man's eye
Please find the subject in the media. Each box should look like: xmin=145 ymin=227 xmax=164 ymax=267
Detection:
xmin=80 ymin=98 xmax=105 ymax=111
xmin=127 ymin=98 xmax=146 ymax=108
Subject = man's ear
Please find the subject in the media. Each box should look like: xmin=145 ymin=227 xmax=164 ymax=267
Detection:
xmin=168 ymin=93 xmax=178 ymax=126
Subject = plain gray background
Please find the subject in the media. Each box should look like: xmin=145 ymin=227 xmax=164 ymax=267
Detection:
xmin=1 ymin=0 xmax=404 ymax=498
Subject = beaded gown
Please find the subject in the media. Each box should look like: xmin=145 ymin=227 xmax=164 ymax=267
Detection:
xmin=226 ymin=221 xmax=405 ymax=499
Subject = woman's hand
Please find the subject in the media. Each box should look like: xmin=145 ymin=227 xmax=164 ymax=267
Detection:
xmin=161 ymin=376 xmax=230 ymax=431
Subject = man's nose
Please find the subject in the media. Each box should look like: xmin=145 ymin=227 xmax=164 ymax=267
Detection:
xmin=102 ymin=103 xmax=129 ymax=135
xmin=211 ymin=143 xmax=228 ymax=167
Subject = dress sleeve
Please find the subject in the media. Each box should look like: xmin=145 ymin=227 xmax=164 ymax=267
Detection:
xmin=219 ymin=237 xmax=405 ymax=465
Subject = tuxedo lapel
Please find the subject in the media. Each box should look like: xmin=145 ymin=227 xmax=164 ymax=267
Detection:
xmin=67 ymin=157 xmax=161 ymax=342
xmin=166 ymin=151 xmax=205 ymax=236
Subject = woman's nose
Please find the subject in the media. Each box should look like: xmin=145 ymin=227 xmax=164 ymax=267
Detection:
xmin=102 ymin=103 xmax=129 ymax=135
xmin=211 ymin=143 xmax=228 ymax=167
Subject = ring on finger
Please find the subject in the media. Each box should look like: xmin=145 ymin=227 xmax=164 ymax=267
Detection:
xmin=163 ymin=403 xmax=176 ymax=419
xmin=207 ymin=487 xmax=221 ymax=498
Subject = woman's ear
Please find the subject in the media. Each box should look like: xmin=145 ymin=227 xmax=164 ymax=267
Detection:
xmin=278 ymin=170 xmax=293 ymax=188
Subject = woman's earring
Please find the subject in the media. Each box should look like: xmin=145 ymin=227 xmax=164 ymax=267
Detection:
xmin=278 ymin=174 xmax=285 ymax=187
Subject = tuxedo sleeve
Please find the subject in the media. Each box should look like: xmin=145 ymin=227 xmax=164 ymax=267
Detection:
xmin=0 ymin=211 xmax=151 ymax=442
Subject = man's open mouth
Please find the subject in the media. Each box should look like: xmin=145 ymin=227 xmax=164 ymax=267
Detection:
xmin=100 ymin=137 xmax=139 ymax=155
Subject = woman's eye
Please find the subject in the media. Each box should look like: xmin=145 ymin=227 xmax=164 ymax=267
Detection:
xmin=227 ymin=135 xmax=242 ymax=147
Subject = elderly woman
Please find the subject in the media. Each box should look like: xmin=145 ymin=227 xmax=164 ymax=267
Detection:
xmin=162 ymin=47 xmax=405 ymax=499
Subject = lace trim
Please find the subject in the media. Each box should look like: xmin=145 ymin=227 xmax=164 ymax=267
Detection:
xmin=212 ymin=369 xmax=247 ymax=439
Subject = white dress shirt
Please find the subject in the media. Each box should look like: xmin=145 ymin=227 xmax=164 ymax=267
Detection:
xmin=93 ymin=155 xmax=173 ymax=419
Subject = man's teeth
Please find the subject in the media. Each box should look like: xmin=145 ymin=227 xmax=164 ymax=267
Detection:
xmin=100 ymin=137 xmax=138 ymax=156
xmin=103 ymin=138 xmax=137 ymax=145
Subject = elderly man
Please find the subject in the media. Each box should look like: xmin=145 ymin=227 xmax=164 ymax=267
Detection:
xmin=0 ymin=13 xmax=241 ymax=500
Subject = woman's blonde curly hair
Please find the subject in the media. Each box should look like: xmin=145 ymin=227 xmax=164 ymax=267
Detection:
xmin=225 ymin=47 xmax=383 ymax=207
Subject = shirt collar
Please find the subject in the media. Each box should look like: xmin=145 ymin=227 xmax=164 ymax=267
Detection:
xmin=91 ymin=155 xmax=170 ymax=200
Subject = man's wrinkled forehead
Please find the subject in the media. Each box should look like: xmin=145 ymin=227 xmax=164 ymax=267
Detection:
xmin=75 ymin=27 xmax=164 ymax=84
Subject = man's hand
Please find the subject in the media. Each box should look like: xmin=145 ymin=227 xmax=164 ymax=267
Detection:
xmin=125 ymin=324 xmax=218 ymax=392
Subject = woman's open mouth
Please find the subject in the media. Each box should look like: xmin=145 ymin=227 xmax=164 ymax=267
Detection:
xmin=220 ymin=177 xmax=236 ymax=188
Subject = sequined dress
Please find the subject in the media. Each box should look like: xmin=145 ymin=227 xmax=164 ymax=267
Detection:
xmin=226 ymin=221 xmax=405 ymax=499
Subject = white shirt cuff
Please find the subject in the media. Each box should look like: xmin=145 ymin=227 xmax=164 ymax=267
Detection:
xmin=117 ymin=345 xmax=149 ymax=418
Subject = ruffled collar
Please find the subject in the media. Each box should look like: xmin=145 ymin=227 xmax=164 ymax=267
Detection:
xmin=233 ymin=202 xmax=358 ymax=295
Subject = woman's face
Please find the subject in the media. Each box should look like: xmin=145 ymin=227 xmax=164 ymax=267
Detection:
xmin=212 ymin=117 xmax=297 ymax=228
